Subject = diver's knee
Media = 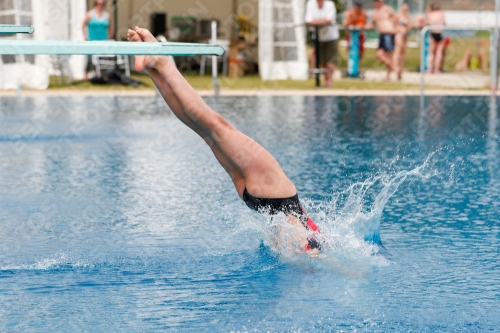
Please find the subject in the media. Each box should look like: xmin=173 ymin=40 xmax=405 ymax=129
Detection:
xmin=211 ymin=115 xmax=233 ymax=141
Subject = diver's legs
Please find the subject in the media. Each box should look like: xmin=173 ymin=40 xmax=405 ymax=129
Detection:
xmin=129 ymin=27 xmax=296 ymax=199
xmin=127 ymin=30 xmax=245 ymax=191
xmin=148 ymin=68 xmax=246 ymax=192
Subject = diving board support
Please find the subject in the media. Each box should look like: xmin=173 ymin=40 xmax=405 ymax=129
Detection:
xmin=0 ymin=24 xmax=34 ymax=35
xmin=0 ymin=40 xmax=225 ymax=56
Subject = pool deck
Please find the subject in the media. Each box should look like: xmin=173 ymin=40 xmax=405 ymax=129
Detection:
xmin=361 ymin=70 xmax=490 ymax=89
xmin=0 ymin=89 xmax=492 ymax=97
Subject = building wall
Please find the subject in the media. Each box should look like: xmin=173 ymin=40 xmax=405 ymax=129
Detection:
xmin=87 ymin=0 xmax=259 ymax=41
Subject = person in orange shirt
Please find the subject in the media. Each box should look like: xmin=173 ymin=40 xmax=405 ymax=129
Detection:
xmin=343 ymin=0 xmax=367 ymax=59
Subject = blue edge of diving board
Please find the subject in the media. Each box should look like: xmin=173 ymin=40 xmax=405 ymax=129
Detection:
xmin=0 ymin=24 xmax=34 ymax=35
xmin=0 ymin=25 xmax=224 ymax=57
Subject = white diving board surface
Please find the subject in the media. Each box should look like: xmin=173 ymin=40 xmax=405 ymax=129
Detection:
xmin=0 ymin=40 xmax=225 ymax=56
xmin=0 ymin=25 xmax=224 ymax=56
xmin=0 ymin=24 xmax=34 ymax=34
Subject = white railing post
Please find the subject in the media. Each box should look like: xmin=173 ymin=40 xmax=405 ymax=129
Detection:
xmin=211 ymin=20 xmax=219 ymax=97
xmin=492 ymin=0 xmax=500 ymax=96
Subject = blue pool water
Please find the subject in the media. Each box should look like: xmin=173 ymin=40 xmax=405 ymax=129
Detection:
xmin=0 ymin=95 xmax=499 ymax=331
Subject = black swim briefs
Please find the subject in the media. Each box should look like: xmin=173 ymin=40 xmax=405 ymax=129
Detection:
xmin=242 ymin=189 xmax=321 ymax=250
xmin=431 ymin=32 xmax=443 ymax=42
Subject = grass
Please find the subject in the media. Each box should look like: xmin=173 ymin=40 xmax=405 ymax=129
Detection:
xmin=185 ymin=74 xmax=424 ymax=90
xmin=49 ymin=73 xmax=435 ymax=91
xmin=340 ymin=36 xmax=491 ymax=73
xmin=48 ymin=72 xmax=485 ymax=91
xmin=47 ymin=37 xmax=490 ymax=91
xmin=48 ymin=73 xmax=156 ymax=90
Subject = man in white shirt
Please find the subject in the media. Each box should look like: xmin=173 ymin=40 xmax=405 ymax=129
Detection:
xmin=305 ymin=0 xmax=339 ymax=87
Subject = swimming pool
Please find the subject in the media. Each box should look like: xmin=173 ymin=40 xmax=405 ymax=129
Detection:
xmin=0 ymin=94 xmax=499 ymax=331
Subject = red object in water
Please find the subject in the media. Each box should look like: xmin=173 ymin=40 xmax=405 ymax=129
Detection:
xmin=307 ymin=217 xmax=320 ymax=232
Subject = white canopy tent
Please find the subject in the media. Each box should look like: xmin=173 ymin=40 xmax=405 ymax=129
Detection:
xmin=258 ymin=0 xmax=308 ymax=81
xmin=0 ymin=0 xmax=86 ymax=90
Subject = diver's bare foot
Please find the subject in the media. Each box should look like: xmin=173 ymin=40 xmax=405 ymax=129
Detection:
xmin=127 ymin=27 xmax=160 ymax=72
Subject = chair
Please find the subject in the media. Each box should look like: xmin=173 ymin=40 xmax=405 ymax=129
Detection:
xmin=199 ymin=39 xmax=230 ymax=76
xmin=89 ymin=40 xmax=130 ymax=78
xmin=50 ymin=55 xmax=73 ymax=85
xmin=92 ymin=55 xmax=130 ymax=78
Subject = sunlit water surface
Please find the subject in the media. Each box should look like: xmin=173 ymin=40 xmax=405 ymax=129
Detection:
xmin=0 ymin=95 xmax=499 ymax=331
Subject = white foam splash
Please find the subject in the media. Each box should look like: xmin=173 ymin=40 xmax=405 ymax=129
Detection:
xmin=256 ymin=155 xmax=437 ymax=268
xmin=0 ymin=253 xmax=88 ymax=271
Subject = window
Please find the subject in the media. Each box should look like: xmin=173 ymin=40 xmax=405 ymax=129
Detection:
xmin=0 ymin=0 xmax=34 ymax=64
xmin=272 ymin=0 xmax=298 ymax=61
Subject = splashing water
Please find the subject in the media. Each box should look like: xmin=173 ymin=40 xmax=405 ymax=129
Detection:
xmin=0 ymin=253 xmax=89 ymax=272
xmin=262 ymin=155 xmax=437 ymax=265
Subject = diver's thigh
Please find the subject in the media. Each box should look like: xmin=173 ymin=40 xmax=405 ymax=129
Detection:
xmin=213 ymin=126 xmax=296 ymax=196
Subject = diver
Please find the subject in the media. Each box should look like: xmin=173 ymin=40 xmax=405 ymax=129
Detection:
xmin=127 ymin=27 xmax=321 ymax=255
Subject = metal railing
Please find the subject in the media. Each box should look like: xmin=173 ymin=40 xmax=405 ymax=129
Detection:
xmin=419 ymin=25 xmax=497 ymax=110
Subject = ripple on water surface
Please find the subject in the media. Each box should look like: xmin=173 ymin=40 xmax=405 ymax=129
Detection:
xmin=0 ymin=95 xmax=499 ymax=331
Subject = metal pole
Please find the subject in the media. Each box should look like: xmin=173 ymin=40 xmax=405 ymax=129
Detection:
xmin=211 ymin=20 xmax=219 ymax=96
xmin=418 ymin=0 xmax=425 ymax=15
xmin=420 ymin=26 xmax=427 ymax=113
xmin=490 ymin=28 xmax=496 ymax=102
xmin=492 ymin=0 xmax=500 ymax=96
xmin=113 ymin=0 xmax=118 ymax=40
xmin=68 ymin=0 xmax=72 ymax=40
xmin=314 ymin=25 xmax=320 ymax=87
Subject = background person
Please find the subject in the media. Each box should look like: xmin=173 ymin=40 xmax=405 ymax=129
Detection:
xmin=343 ymin=0 xmax=367 ymax=60
xmin=82 ymin=0 xmax=114 ymax=81
xmin=393 ymin=1 xmax=413 ymax=80
xmin=455 ymin=46 xmax=488 ymax=72
xmin=425 ymin=3 xmax=446 ymax=74
xmin=366 ymin=0 xmax=397 ymax=81
xmin=305 ymin=0 xmax=340 ymax=87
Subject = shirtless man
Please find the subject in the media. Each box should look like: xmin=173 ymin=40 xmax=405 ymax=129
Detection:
xmin=343 ymin=0 xmax=367 ymax=59
xmin=426 ymin=3 xmax=446 ymax=73
xmin=366 ymin=0 xmax=397 ymax=80
xmin=127 ymin=27 xmax=321 ymax=255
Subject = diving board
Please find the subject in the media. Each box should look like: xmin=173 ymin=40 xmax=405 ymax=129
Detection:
xmin=0 ymin=25 xmax=225 ymax=56
xmin=0 ymin=24 xmax=35 ymax=35
xmin=0 ymin=40 xmax=225 ymax=56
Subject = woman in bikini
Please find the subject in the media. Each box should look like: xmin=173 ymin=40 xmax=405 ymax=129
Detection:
xmin=393 ymin=2 xmax=413 ymax=80
xmin=127 ymin=27 xmax=321 ymax=255
xmin=426 ymin=3 xmax=446 ymax=73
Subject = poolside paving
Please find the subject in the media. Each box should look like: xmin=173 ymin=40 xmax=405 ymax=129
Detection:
xmin=0 ymin=88 xmax=492 ymax=97
xmin=0 ymin=71 xmax=494 ymax=97
xmin=360 ymin=70 xmax=490 ymax=89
